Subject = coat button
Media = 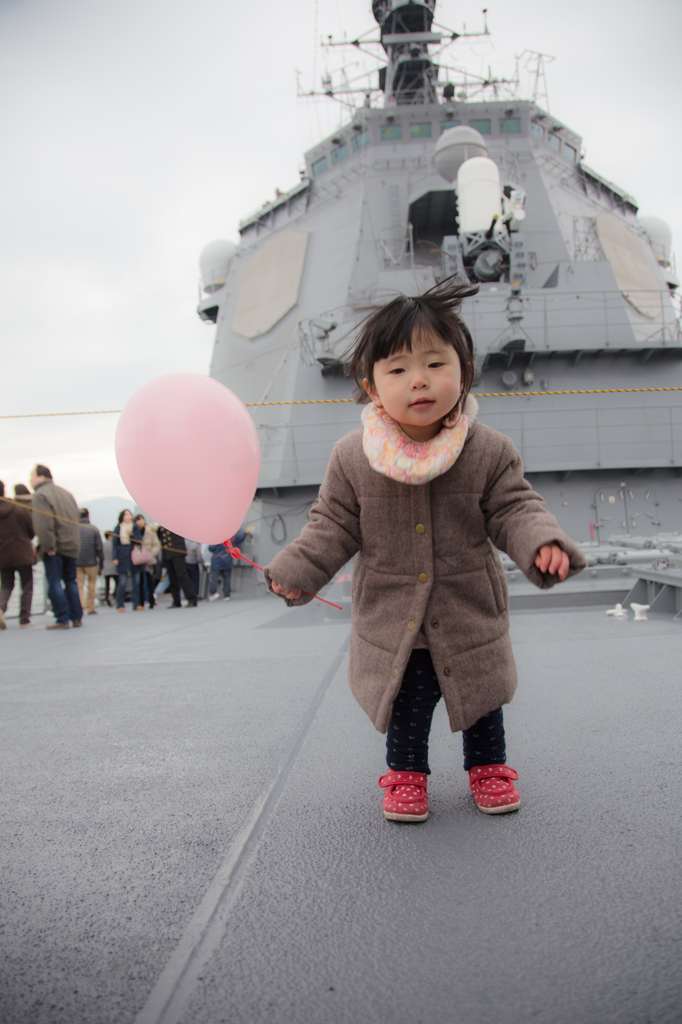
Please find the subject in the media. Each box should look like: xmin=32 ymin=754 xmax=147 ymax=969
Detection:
xmin=415 ymin=524 xmax=425 ymax=534
xmin=431 ymin=619 xmax=439 ymax=628
xmin=392 ymin=668 xmax=398 ymax=678
xmin=418 ymin=573 xmax=427 ymax=583
xmin=444 ymin=667 xmax=452 ymax=676
xmin=408 ymin=620 xmax=415 ymax=630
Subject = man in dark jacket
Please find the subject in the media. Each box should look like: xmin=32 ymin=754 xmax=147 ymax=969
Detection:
xmin=158 ymin=526 xmax=197 ymax=608
xmin=76 ymin=509 xmax=104 ymax=616
xmin=30 ymin=465 xmax=83 ymax=629
xmin=0 ymin=480 xmax=35 ymax=629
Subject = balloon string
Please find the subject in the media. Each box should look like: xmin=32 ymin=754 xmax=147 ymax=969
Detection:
xmin=223 ymin=540 xmax=343 ymax=611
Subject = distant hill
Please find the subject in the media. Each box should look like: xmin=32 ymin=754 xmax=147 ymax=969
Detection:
xmin=78 ymin=496 xmax=152 ymax=532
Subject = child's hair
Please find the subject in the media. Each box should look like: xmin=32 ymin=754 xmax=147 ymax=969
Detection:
xmin=347 ymin=276 xmax=479 ymax=414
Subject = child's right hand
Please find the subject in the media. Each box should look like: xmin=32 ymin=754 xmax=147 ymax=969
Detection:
xmin=534 ymin=544 xmax=569 ymax=580
xmin=271 ymin=580 xmax=303 ymax=600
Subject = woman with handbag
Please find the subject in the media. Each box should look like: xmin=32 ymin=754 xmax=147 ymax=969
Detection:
xmin=112 ymin=510 xmax=143 ymax=612
xmin=133 ymin=515 xmax=160 ymax=608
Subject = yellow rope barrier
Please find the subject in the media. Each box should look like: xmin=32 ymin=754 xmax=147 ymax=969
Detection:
xmin=0 ymin=496 xmax=188 ymax=555
xmin=3 ymin=386 xmax=682 ymax=418
xmin=0 ymin=410 xmax=124 ymax=419
xmin=476 ymin=387 xmax=682 ymax=397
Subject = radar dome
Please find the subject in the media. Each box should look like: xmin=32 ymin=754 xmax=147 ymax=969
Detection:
xmin=434 ymin=126 xmax=488 ymax=183
xmin=200 ymin=239 xmax=237 ymax=294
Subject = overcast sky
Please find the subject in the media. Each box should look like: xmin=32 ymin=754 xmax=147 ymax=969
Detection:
xmin=1 ymin=0 xmax=680 ymax=504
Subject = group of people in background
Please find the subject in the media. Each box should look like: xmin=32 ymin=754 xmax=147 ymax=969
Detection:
xmin=108 ymin=510 xmax=160 ymax=611
xmin=0 ymin=464 xmax=250 ymax=630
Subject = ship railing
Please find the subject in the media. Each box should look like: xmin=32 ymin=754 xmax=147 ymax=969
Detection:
xmin=370 ymin=155 xmax=430 ymax=171
xmin=537 ymin=150 xmax=638 ymax=218
xmin=238 ymin=179 xmax=311 ymax=232
xmin=466 ymin=287 xmax=682 ymax=355
xmin=481 ymin=400 xmax=682 ymax=474
xmin=379 ymin=222 xmax=414 ymax=269
xmin=249 ymin=396 xmax=682 ymax=485
xmin=308 ymin=163 xmax=366 ymax=204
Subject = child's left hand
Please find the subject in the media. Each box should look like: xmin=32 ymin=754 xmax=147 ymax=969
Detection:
xmin=534 ymin=544 xmax=570 ymax=581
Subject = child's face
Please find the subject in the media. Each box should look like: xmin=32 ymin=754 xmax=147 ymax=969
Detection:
xmin=364 ymin=331 xmax=463 ymax=442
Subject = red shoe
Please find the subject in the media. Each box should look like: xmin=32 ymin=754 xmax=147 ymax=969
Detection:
xmin=468 ymin=764 xmax=520 ymax=814
xmin=378 ymin=769 xmax=428 ymax=822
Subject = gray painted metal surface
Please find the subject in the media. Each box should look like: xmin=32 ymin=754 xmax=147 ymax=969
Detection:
xmin=1 ymin=600 xmax=681 ymax=1023
xmin=197 ymin=1 xmax=681 ymax=559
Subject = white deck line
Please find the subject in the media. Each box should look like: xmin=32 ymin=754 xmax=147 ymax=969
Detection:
xmin=133 ymin=637 xmax=350 ymax=1024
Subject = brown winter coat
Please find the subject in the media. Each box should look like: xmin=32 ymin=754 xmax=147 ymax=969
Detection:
xmin=0 ymin=498 xmax=35 ymax=569
xmin=32 ymin=480 xmax=81 ymax=558
xmin=264 ymin=398 xmax=587 ymax=734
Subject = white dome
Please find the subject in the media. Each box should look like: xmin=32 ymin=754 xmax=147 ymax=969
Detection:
xmin=434 ymin=126 xmax=488 ymax=183
xmin=199 ymin=239 xmax=237 ymax=294
xmin=640 ymin=216 xmax=673 ymax=263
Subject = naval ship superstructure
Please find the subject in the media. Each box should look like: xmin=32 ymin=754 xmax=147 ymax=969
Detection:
xmin=196 ymin=0 xmax=681 ymax=599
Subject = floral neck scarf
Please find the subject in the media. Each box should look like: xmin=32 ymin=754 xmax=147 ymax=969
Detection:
xmin=361 ymin=402 xmax=470 ymax=485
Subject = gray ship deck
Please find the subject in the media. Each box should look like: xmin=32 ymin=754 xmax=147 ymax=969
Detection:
xmin=1 ymin=595 xmax=681 ymax=1024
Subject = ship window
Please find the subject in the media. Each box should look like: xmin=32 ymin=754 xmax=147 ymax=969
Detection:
xmin=499 ymin=117 xmax=520 ymax=134
xmin=469 ymin=119 xmax=491 ymax=135
xmin=381 ymin=124 xmax=402 ymax=141
xmin=440 ymin=120 xmax=461 ymax=133
xmin=332 ymin=143 xmax=348 ymax=164
xmin=410 ymin=122 xmax=432 ymax=139
xmin=530 ymin=121 xmax=544 ymax=141
xmin=565 ymin=142 xmax=577 ymax=163
xmin=548 ymin=133 xmax=561 ymax=153
xmin=352 ymin=130 xmax=370 ymax=152
xmin=312 ymin=156 xmax=328 ymax=176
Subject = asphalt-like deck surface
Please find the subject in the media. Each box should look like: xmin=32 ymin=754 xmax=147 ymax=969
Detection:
xmin=1 ymin=594 xmax=681 ymax=1024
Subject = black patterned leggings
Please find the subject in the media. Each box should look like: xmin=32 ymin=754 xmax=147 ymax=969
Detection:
xmin=386 ymin=648 xmax=506 ymax=774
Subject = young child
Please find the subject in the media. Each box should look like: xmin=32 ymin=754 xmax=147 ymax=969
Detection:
xmin=265 ymin=279 xmax=586 ymax=822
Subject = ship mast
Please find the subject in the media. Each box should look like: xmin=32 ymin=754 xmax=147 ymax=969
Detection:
xmin=372 ymin=0 xmax=439 ymax=106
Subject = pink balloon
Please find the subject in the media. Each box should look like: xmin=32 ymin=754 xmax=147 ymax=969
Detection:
xmin=115 ymin=373 xmax=260 ymax=543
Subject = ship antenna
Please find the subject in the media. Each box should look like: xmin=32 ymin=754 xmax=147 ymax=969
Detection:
xmin=518 ymin=50 xmax=555 ymax=113
xmin=310 ymin=3 xmax=495 ymax=108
